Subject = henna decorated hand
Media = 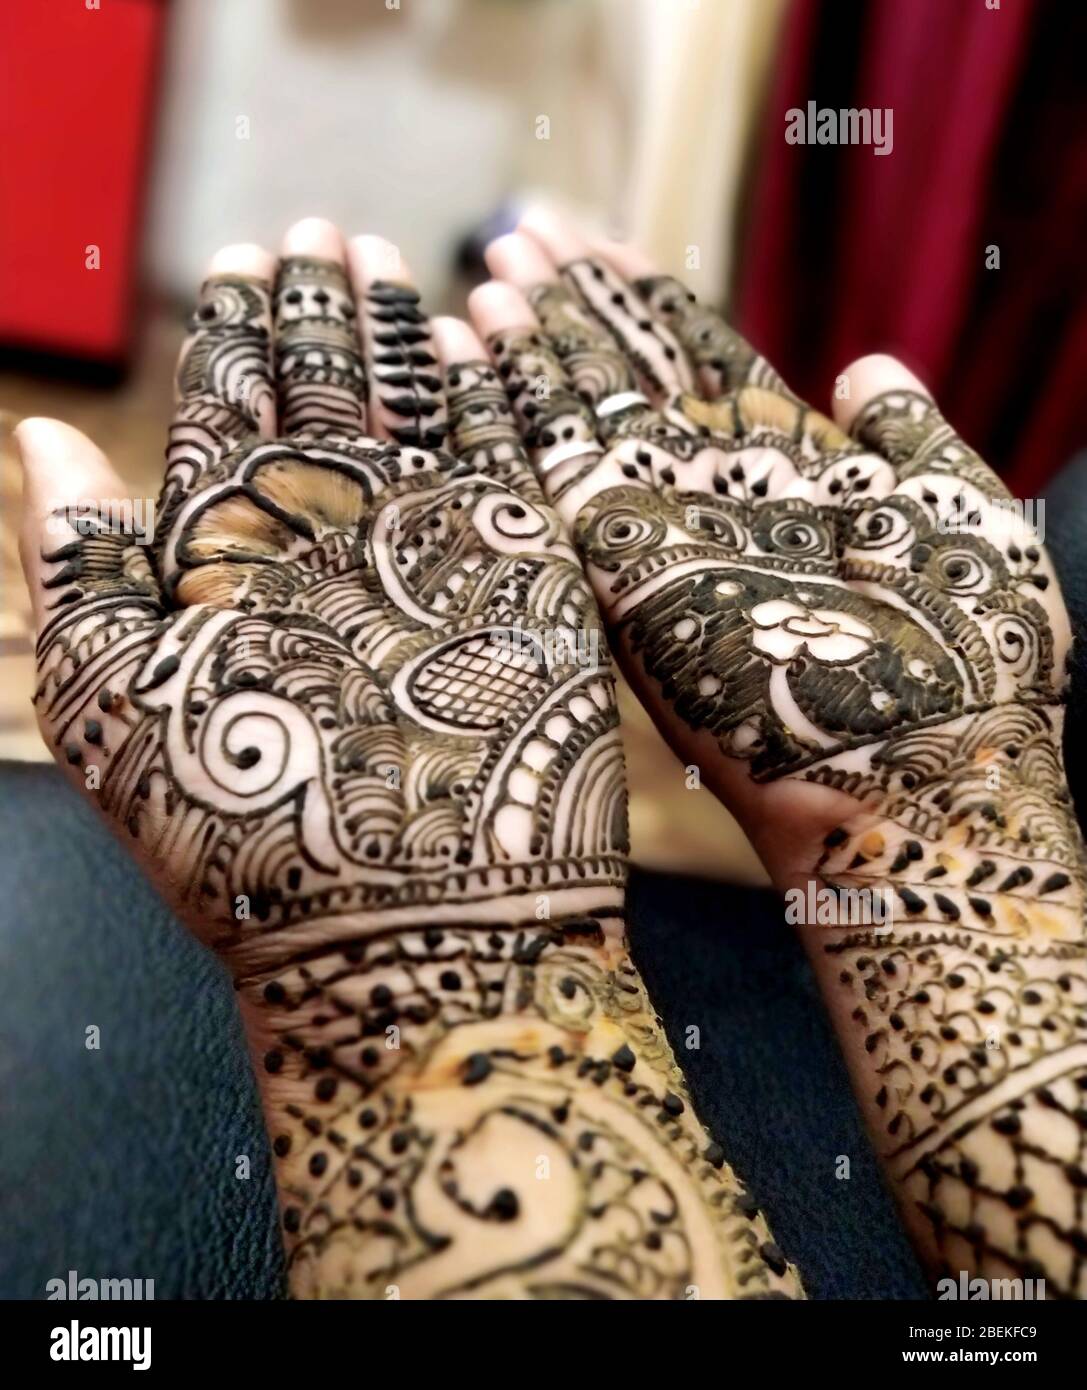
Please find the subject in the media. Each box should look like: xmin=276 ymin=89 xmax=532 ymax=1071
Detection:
xmin=469 ymin=211 xmax=1087 ymax=1296
xmin=17 ymin=219 xmax=802 ymax=1300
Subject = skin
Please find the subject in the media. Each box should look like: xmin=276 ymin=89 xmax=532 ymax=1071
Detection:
xmin=16 ymin=218 xmax=802 ymax=1301
xmin=468 ymin=210 xmax=1087 ymax=1298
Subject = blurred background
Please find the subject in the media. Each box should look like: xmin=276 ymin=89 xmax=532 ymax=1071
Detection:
xmin=1 ymin=0 xmax=1083 ymax=882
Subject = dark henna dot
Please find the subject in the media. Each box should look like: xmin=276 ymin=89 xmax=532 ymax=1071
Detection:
xmin=463 ymin=1053 xmax=492 ymax=1085
xmin=489 ymin=1188 xmax=519 ymax=1221
xmin=611 ymin=1043 xmax=636 ymax=1073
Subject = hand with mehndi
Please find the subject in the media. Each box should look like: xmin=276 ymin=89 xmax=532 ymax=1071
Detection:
xmin=466 ymin=210 xmax=1087 ymax=1297
xmin=17 ymin=218 xmax=802 ymax=1300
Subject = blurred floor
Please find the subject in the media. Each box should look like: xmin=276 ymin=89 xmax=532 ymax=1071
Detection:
xmin=0 ymin=308 xmax=763 ymax=882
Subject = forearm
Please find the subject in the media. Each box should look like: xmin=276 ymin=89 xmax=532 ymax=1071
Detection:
xmin=796 ymin=719 xmax=1087 ymax=1296
xmin=233 ymin=910 xmax=804 ymax=1299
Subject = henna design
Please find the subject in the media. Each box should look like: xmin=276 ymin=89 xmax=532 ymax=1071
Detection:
xmin=260 ymin=920 xmax=792 ymax=1299
xmin=274 ymin=257 xmax=366 ymax=437
xmin=527 ymin=281 xmax=636 ymax=409
xmin=488 ymin=327 xmax=598 ymax=455
xmin=635 ymin=273 xmax=793 ymax=400
xmin=494 ymin=256 xmax=1087 ymax=1295
xmin=811 ymin=703 xmax=1087 ymax=1295
xmin=442 ymin=356 xmax=539 ymax=491
xmin=31 ymin=272 xmax=802 ymax=1300
xmin=561 ymin=259 xmax=693 ymax=398
xmin=162 ymin=274 xmax=275 ymax=542
xmin=361 ymin=281 xmax=448 ymax=449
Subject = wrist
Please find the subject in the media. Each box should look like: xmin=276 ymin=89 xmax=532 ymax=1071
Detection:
xmin=231 ymin=907 xmax=803 ymax=1300
xmin=234 ymin=908 xmax=635 ymax=1296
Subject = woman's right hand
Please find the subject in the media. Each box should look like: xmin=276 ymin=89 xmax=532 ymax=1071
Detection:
xmin=468 ymin=209 xmax=1087 ymax=1296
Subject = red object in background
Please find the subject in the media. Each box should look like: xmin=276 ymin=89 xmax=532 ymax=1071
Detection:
xmin=0 ymin=0 xmax=166 ymax=368
xmin=737 ymin=0 xmax=1087 ymax=491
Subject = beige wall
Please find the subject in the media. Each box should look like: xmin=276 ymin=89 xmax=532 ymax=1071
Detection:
xmin=147 ymin=0 xmax=785 ymax=306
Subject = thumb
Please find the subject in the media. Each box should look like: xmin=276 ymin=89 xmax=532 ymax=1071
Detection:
xmin=15 ymin=416 xmax=166 ymax=773
xmin=16 ymin=417 xmax=141 ymax=628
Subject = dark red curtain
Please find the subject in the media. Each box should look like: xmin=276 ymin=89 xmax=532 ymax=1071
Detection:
xmin=736 ymin=0 xmax=1087 ymax=493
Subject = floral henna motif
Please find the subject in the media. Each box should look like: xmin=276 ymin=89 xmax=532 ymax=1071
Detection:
xmin=360 ymin=280 xmax=449 ymax=449
xmin=30 ymin=258 xmax=802 ymax=1300
xmin=496 ymin=255 xmax=1087 ymax=1295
